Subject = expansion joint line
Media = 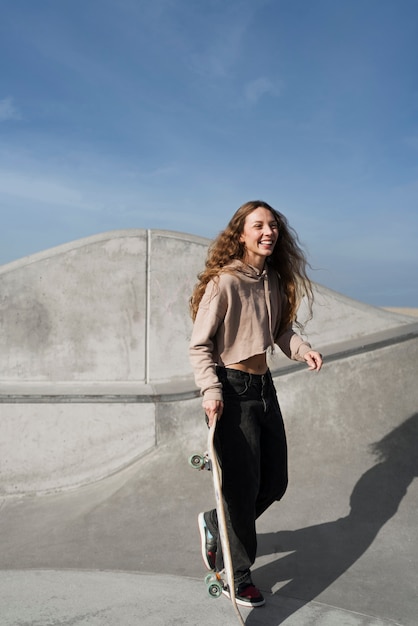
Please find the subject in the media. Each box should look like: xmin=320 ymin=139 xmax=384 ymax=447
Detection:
xmin=145 ymin=229 xmax=151 ymax=385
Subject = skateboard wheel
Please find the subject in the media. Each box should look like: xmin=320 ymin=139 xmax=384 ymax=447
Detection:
xmin=189 ymin=454 xmax=205 ymax=469
xmin=207 ymin=581 xmax=222 ymax=598
xmin=204 ymin=573 xmax=215 ymax=585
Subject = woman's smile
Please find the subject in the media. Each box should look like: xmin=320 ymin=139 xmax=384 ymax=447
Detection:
xmin=239 ymin=206 xmax=279 ymax=270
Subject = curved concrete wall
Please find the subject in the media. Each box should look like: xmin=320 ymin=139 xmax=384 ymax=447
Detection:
xmin=0 ymin=229 xmax=416 ymax=495
xmin=0 ymin=230 xmax=209 ymax=385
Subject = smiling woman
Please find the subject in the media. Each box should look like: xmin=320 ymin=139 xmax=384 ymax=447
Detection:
xmin=189 ymin=200 xmax=323 ymax=608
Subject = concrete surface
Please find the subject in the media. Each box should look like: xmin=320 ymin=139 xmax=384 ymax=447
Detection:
xmin=0 ymin=230 xmax=416 ymax=494
xmin=0 ymin=229 xmax=210 ymax=493
xmin=0 ymin=570 xmax=402 ymax=626
xmin=1 ymin=327 xmax=417 ymax=624
xmin=0 ymin=229 xmax=209 ymax=384
xmin=1 ymin=230 xmax=417 ymax=625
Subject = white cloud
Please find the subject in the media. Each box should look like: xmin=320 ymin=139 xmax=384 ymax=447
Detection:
xmin=188 ymin=1 xmax=263 ymax=80
xmin=0 ymin=169 xmax=89 ymax=209
xmin=244 ymin=77 xmax=281 ymax=105
xmin=0 ymin=97 xmax=21 ymax=122
xmin=189 ymin=21 xmax=247 ymax=79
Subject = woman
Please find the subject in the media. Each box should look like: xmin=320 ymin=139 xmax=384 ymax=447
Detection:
xmin=189 ymin=200 xmax=322 ymax=607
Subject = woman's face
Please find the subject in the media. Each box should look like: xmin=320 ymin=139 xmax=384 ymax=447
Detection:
xmin=239 ymin=206 xmax=279 ymax=270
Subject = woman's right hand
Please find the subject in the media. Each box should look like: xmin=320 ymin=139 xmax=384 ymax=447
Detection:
xmin=202 ymin=399 xmax=224 ymax=427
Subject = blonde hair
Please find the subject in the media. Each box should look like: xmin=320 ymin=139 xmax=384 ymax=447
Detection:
xmin=190 ymin=200 xmax=313 ymax=330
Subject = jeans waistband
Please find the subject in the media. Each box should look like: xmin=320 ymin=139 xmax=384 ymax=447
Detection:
xmin=217 ymin=366 xmax=271 ymax=386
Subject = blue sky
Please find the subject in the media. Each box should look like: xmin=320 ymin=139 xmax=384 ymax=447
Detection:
xmin=1 ymin=0 xmax=417 ymax=306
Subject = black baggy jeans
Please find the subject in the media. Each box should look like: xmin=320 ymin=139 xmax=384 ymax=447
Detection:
xmin=206 ymin=366 xmax=288 ymax=584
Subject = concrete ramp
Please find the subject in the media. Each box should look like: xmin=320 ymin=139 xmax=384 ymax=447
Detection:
xmin=0 ymin=229 xmax=415 ymax=495
xmin=1 ymin=324 xmax=417 ymax=624
xmin=0 ymin=230 xmax=417 ymax=624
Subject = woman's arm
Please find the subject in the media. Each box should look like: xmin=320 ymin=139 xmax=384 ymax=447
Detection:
xmin=276 ymin=327 xmax=322 ymax=370
xmin=189 ymin=280 xmax=227 ymax=421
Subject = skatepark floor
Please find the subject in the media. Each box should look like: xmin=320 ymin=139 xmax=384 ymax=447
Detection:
xmin=1 ymin=416 xmax=417 ymax=626
xmin=1 ymin=234 xmax=418 ymax=626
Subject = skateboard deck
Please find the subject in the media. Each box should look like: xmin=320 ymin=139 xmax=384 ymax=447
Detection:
xmin=190 ymin=420 xmax=245 ymax=625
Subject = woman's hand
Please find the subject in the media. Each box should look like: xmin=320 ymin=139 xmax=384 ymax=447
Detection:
xmin=202 ymin=399 xmax=224 ymax=427
xmin=304 ymin=350 xmax=323 ymax=371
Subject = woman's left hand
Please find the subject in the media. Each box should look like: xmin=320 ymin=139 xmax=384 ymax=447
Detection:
xmin=304 ymin=350 xmax=323 ymax=371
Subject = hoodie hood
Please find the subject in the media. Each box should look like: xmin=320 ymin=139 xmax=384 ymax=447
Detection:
xmin=223 ymin=259 xmax=267 ymax=280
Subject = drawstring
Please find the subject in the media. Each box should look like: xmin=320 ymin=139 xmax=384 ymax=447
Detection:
xmin=263 ymin=271 xmax=275 ymax=351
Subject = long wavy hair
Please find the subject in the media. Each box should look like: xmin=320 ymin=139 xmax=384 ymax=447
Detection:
xmin=190 ymin=200 xmax=314 ymax=331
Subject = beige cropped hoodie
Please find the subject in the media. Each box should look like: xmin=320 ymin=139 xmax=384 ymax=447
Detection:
xmin=189 ymin=260 xmax=312 ymax=401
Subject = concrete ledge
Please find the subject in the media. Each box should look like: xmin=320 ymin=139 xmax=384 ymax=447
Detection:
xmin=0 ymin=380 xmax=199 ymax=403
xmin=2 ymin=321 xmax=417 ymax=402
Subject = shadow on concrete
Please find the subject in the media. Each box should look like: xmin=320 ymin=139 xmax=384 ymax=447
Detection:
xmin=250 ymin=413 xmax=418 ymax=625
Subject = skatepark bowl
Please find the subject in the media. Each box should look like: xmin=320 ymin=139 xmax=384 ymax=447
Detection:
xmin=0 ymin=229 xmax=417 ymax=626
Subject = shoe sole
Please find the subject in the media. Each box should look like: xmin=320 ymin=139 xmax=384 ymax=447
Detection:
xmin=198 ymin=512 xmax=214 ymax=571
xmin=222 ymin=587 xmax=266 ymax=608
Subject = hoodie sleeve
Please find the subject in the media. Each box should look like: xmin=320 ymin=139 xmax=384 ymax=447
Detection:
xmin=275 ymin=325 xmax=312 ymax=361
xmin=274 ymin=286 xmax=312 ymax=361
xmin=189 ymin=280 xmax=227 ymax=402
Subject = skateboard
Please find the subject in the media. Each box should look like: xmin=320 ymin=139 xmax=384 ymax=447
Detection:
xmin=189 ymin=420 xmax=245 ymax=625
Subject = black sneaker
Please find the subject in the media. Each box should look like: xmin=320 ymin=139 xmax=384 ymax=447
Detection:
xmin=198 ymin=512 xmax=217 ymax=570
xmin=223 ymin=580 xmax=265 ymax=608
